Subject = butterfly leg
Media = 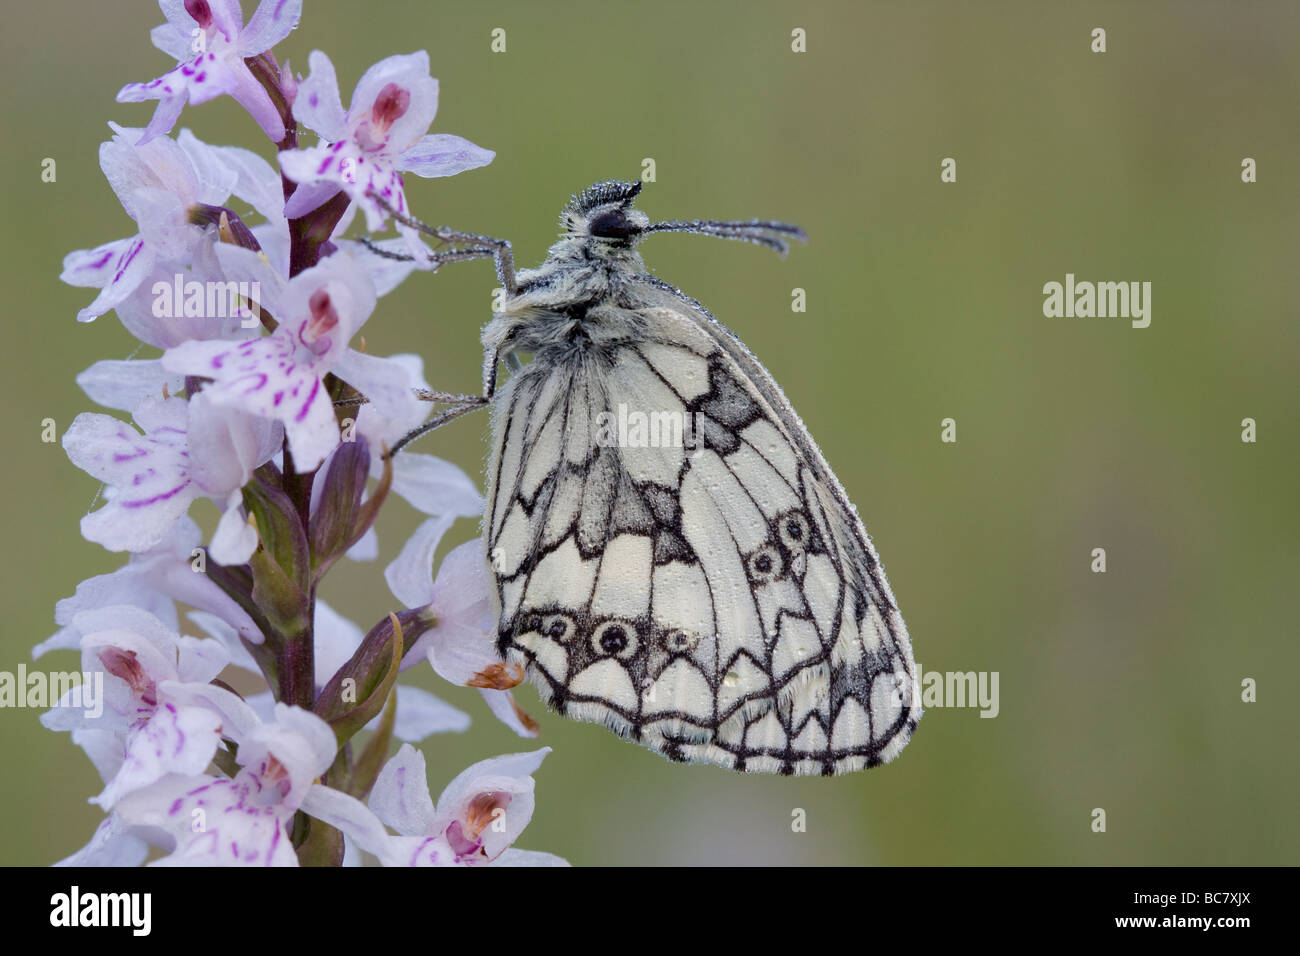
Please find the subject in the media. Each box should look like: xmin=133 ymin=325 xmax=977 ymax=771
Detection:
xmin=424 ymin=227 xmax=518 ymax=297
xmin=383 ymin=344 xmax=502 ymax=457
xmin=413 ymin=388 xmax=485 ymax=404
xmin=356 ymin=237 xmax=496 ymax=270
xmin=334 ymin=388 xmax=491 ymax=454
xmin=335 ymin=388 xmax=484 ymax=410
xmin=348 ymin=191 xmax=519 ymax=454
xmin=363 ymin=191 xmax=519 ymax=295
xmin=385 ymin=400 xmax=488 ymax=456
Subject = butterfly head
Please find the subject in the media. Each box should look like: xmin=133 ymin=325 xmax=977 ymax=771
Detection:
xmin=559 ymin=179 xmax=808 ymax=259
xmin=561 ymin=180 xmax=651 ymax=247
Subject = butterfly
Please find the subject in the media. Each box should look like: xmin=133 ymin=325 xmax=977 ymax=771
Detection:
xmin=376 ymin=180 xmax=919 ymax=775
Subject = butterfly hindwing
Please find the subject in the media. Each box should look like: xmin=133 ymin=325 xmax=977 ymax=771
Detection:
xmin=484 ymin=286 xmax=919 ymax=775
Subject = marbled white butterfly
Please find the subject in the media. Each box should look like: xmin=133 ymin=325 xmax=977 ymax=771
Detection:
xmin=378 ymin=181 xmax=920 ymax=775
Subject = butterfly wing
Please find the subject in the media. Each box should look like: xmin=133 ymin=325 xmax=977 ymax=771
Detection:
xmin=484 ymin=285 xmax=919 ymax=775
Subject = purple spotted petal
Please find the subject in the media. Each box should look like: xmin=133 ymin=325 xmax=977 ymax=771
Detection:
xmin=431 ymin=748 xmax=549 ymax=861
xmin=274 ymin=247 xmax=377 ymax=346
xmin=238 ymin=0 xmax=303 ymax=56
xmin=69 ymin=238 xmax=154 ymax=323
xmin=331 ymin=348 xmax=423 ymax=429
xmin=367 ymin=745 xmax=551 ymax=866
xmin=120 ymin=0 xmax=291 ymax=144
xmin=117 ymin=54 xmax=239 ymax=145
xmin=225 ymin=59 xmax=287 ymax=142
xmin=399 ymin=537 xmax=497 ymax=679
xmin=93 ymin=702 xmax=224 ymax=809
xmin=176 ymin=128 xmax=266 ymax=208
xmin=345 ymin=237 xmax=421 ymax=296
xmin=291 ymin=49 xmax=348 ymax=141
xmin=368 ymin=743 xmax=439 ymax=836
xmin=348 ymin=52 xmax=440 ymax=156
xmin=62 ymin=238 xmax=141 ymax=289
xmin=54 ymin=815 xmax=150 ymax=867
xmin=111 ymin=241 xmax=264 ymax=349
xmin=138 ymin=91 xmax=188 ymax=147
xmin=34 ymin=517 xmax=265 ymax=661
xmin=158 ymin=0 xmax=201 ymax=34
xmin=43 ymin=607 xmax=188 ymax=736
xmin=100 ymin=123 xmax=210 ymax=213
xmin=161 ymin=253 xmax=376 ymax=471
xmin=179 ymin=132 xmax=286 ymax=226
xmin=114 ymin=774 xmax=300 ymax=867
xmin=65 ymin=122 xmax=253 ymax=324
xmin=280 ymin=49 xmax=488 ymax=249
xmin=111 ymin=701 xmax=338 ymax=866
xmin=150 ymin=20 xmax=192 ymax=61
xmin=162 ymin=331 xmax=339 ymax=471
xmin=76 ymin=359 xmax=183 ymax=413
xmin=381 ymin=833 xmax=453 ymax=867
xmin=206 ymin=0 xmax=247 ymax=39
xmin=299 ymin=785 xmax=396 ymax=860
xmin=236 ymin=704 xmax=338 ymax=808
xmin=350 ymin=352 xmax=429 ymax=447
xmin=398 ymin=133 xmax=495 ymax=179
xmin=281 ymin=178 xmax=343 ymax=220
xmin=63 ymin=401 xmax=199 ymax=553
xmin=353 ymin=163 xmax=409 ymax=233
xmin=280 ymin=141 xmax=408 ymax=233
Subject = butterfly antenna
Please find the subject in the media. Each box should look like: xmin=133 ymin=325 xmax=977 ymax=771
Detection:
xmin=643 ymin=219 xmax=808 ymax=256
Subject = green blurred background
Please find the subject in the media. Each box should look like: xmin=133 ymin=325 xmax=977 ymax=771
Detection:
xmin=1 ymin=0 xmax=1296 ymax=866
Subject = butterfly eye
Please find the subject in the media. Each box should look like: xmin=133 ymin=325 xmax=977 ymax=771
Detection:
xmin=588 ymin=209 xmax=637 ymax=240
xmin=747 ymin=545 xmax=783 ymax=584
xmin=779 ymin=511 xmax=811 ymax=551
xmin=541 ymin=614 xmax=574 ymax=642
xmin=592 ymin=620 xmax=639 ymax=659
